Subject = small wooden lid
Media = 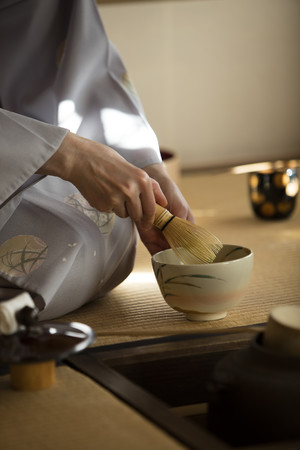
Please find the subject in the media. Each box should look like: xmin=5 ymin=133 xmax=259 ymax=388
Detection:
xmin=264 ymin=305 xmax=300 ymax=357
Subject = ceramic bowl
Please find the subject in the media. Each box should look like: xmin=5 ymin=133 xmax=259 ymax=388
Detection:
xmin=152 ymin=244 xmax=254 ymax=321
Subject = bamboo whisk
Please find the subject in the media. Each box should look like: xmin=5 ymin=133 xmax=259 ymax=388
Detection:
xmin=154 ymin=204 xmax=223 ymax=264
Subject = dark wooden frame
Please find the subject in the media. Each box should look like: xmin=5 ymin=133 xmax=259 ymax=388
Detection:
xmin=65 ymin=328 xmax=300 ymax=450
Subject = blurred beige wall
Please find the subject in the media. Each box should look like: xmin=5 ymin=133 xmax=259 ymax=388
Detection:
xmin=98 ymin=0 xmax=300 ymax=170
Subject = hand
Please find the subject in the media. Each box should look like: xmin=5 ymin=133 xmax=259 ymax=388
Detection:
xmin=38 ymin=132 xmax=167 ymax=230
xmin=136 ymin=163 xmax=195 ymax=255
xmin=143 ymin=163 xmax=194 ymax=222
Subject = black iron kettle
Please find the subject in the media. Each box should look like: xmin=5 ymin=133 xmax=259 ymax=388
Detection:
xmin=207 ymin=305 xmax=300 ymax=446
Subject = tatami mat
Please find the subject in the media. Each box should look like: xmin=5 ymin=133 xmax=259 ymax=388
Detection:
xmin=56 ymin=172 xmax=300 ymax=347
xmin=1 ymin=366 xmax=185 ymax=450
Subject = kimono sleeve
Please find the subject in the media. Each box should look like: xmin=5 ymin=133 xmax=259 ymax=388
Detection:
xmin=0 ymin=108 xmax=68 ymax=207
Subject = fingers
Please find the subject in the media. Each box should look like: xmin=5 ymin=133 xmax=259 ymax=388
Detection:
xmin=103 ymin=170 xmax=162 ymax=227
xmin=116 ymin=176 xmax=167 ymax=230
xmin=56 ymin=134 xmax=168 ymax=226
xmin=136 ymin=222 xmax=170 ymax=255
xmin=137 ymin=178 xmax=167 ymax=230
xmin=111 ymin=202 xmax=128 ymax=218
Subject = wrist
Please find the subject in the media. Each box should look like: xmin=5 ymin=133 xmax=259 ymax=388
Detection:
xmin=37 ymin=131 xmax=73 ymax=179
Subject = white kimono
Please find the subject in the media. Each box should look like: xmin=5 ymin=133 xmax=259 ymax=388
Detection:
xmin=0 ymin=0 xmax=161 ymax=320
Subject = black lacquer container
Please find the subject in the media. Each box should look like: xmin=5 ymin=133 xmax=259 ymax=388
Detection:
xmin=248 ymin=167 xmax=299 ymax=220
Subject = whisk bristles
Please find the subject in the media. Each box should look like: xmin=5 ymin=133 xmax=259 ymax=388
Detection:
xmin=154 ymin=204 xmax=222 ymax=264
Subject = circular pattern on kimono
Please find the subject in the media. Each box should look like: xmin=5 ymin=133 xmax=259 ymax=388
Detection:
xmin=0 ymin=235 xmax=48 ymax=277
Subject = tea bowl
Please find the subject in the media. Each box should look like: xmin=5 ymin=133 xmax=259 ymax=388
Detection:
xmin=151 ymin=244 xmax=254 ymax=321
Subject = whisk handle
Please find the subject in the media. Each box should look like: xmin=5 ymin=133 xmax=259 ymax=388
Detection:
xmin=154 ymin=204 xmax=175 ymax=231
